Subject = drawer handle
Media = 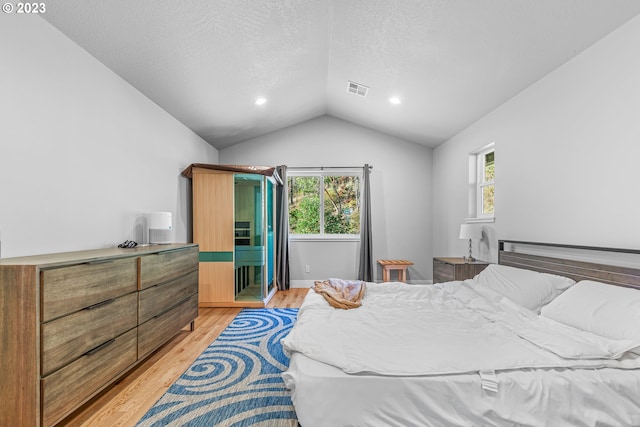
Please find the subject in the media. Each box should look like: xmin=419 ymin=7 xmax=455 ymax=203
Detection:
xmin=85 ymin=339 xmax=115 ymax=356
xmin=85 ymin=298 xmax=115 ymax=310
xmin=85 ymin=259 xmax=114 ymax=265
xmin=151 ymin=248 xmax=184 ymax=256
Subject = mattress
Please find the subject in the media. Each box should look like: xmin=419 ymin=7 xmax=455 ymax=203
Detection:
xmin=284 ymin=351 xmax=640 ymax=427
xmin=282 ymin=281 xmax=640 ymax=426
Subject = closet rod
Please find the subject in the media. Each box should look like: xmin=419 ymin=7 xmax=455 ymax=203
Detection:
xmin=289 ymin=165 xmax=373 ymax=170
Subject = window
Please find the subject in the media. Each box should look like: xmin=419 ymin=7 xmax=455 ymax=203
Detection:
xmin=468 ymin=143 xmax=495 ymax=221
xmin=288 ymin=169 xmax=361 ymax=239
xmin=478 ymin=147 xmax=495 ymax=216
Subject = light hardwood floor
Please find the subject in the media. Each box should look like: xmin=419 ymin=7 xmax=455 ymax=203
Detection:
xmin=60 ymin=288 xmax=309 ymax=427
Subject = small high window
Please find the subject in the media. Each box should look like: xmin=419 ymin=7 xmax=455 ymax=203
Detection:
xmin=468 ymin=143 xmax=495 ymax=221
xmin=478 ymin=148 xmax=495 ymax=216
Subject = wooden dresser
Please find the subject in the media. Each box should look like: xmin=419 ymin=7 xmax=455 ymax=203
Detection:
xmin=0 ymin=243 xmax=198 ymax=427
xmin=433 ymin=257 xmax=490 ymax=284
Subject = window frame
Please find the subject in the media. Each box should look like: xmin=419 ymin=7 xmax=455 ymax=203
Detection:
xmin=287 ymin=168 xmax=363 ymax=241
xmin=467 ymin=143 xmax=495 ymax=223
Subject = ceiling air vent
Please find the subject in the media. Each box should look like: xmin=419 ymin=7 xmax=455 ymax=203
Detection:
xmin=347 ymin=81 xmax=369 ymax=97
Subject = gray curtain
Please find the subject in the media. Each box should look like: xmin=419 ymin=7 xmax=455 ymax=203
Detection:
xmin=358 ymin=164 xmax=373 ymax=281
xmin=275 ymin=165 xmax=290 ymax=290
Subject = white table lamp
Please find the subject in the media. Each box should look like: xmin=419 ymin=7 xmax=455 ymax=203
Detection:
xmin=459 ymin=224 xmax=482 ymax=262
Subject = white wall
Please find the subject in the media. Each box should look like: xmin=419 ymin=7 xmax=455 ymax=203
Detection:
xmin=0 ymin=15 xmax=218 ymax=258
xmin=220 ymin=116 xmax=433 ymax=284
xmin=433 ymin=15 xmax=640 ymax=263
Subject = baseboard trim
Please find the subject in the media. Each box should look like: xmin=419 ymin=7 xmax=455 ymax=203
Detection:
xmin=290 ymin=280 xmax=316 ymax=288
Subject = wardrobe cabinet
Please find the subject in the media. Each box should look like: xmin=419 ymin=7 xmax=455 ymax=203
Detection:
xmin=183 ymin=164 xmax=278 ymax=307
xmin=0 ymin=243 xmax=198 ymax=427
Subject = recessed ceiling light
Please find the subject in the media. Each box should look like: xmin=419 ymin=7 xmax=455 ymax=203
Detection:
xmin=389 ymin=97 xmax=401 ymax=105
xmin=255 ymin=97 xmax=267 ymax=106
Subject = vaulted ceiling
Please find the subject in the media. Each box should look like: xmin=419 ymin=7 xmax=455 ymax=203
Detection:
xmin=42 ymin=1 xmax=640 ymax=150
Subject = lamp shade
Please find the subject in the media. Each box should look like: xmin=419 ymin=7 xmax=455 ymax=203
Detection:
xmin=459 ymin=224 xmax=482 ymax=240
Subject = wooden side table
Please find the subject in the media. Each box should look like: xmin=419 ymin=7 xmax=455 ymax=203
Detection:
xmin=433 ymin=257 xmax=490 ymax=284
xmin=377 ymin=259 xmax=414 ymax=283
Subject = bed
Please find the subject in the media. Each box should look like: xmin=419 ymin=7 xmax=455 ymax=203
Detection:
xmin=281 ymin=240 xmax=640 ymax=427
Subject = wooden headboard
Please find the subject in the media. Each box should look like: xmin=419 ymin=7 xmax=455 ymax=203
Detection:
xmin=498 ymin=240 xmax=640 ymax=290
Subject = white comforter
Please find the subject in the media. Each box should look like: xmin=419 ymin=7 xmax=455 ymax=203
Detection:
xmin=282 ymin=281 xmax=640 ymax=377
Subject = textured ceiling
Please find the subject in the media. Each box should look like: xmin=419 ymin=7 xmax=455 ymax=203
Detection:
xmin=42 ymin=1 xmax=640 ymax=149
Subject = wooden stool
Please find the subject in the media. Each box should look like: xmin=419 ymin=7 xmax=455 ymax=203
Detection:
xmin=377 ymin=259 xmax=414 ymax=283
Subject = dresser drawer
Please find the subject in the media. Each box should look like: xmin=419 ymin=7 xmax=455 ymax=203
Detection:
xmin=139 ymin=270 xmax=198 ymax=324
xmin=41 ymin=328 xmax=137 ymax=427
xmin=41 ymin=257 xmax=137 ymax=321
xmin=41 ymin=292 xmax=137 ymax=376
xmin=138 ymin=293 xmax=198 ymax=358
xmin=433 ymin=259 xmax=455 ymax=283
xmin=139 ymin=246 xmax=199 ymax=290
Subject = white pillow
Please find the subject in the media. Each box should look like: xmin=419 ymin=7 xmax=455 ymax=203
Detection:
xmin=472 ymin=264 xmax=575 ymax=312
xmin=541 ymin=280 xmax=640 ymax=345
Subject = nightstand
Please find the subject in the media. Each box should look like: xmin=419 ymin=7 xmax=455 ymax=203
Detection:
xmin=433 ymin=257 xmax=490 ymax=284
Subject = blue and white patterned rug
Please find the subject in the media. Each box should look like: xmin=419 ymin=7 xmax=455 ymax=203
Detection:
xmin=136 ymin=308 xmax=299 ymax=427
